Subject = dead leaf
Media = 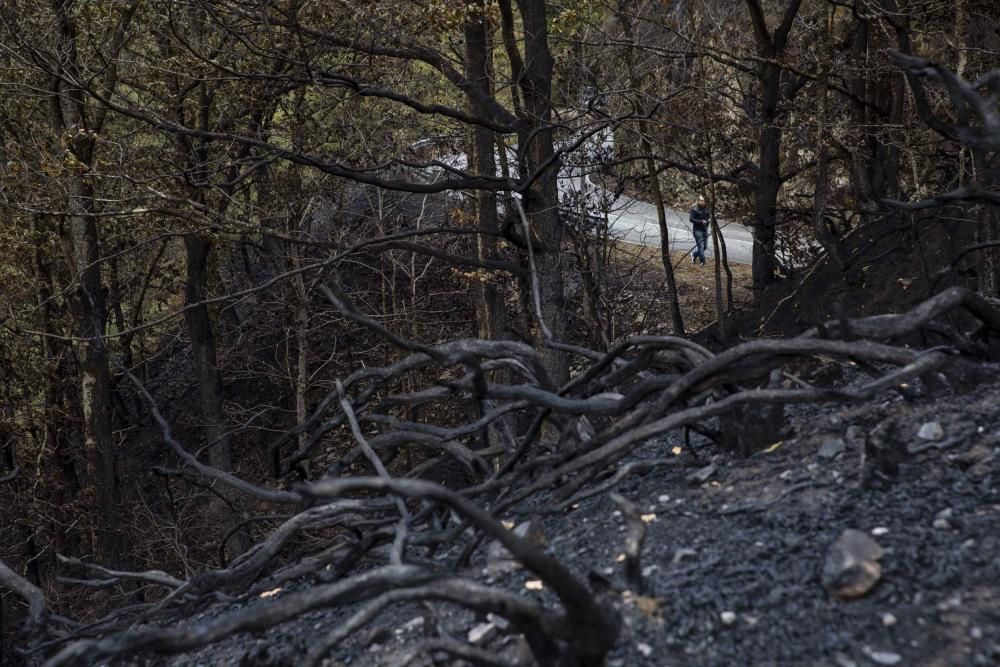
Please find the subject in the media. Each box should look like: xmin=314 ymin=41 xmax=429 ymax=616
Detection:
xmin=633 ymin=595 xmax=663 ymax=616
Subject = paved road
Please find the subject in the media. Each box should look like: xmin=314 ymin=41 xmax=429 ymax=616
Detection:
xmin=560 ymin=176 xmax=755 ymax=265
xmin=424 ymin=148 xmax=755 ymax=264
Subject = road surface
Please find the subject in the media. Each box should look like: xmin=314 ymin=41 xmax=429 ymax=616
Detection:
xmin=604 ymin=193 xmax=754 ymax=265
xmin=424 ymin=148 xmax=755 ymax=264
xmin=560 ymin=175 xmax=755 ymax=265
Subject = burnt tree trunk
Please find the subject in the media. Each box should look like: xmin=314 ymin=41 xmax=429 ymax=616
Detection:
xmin=705 ymin=133 xmax=730 ymax=340
xmin=50 ymin=0 xmax=121 ymax=564
xmin=465 ymin=0 xmax=511 ymax=346
xmin=646 ymin=149 xmax=686 ymax=336
xmin=811 ymin=10 xmax=846 ymax=267
xmin=743 ymin=0 xmax=804 ymax=290
xmin=847 ymin=16 xmax=902 ymax=220
xmin=514 ymin=0 xmax=569 ymax=385
xmin=972 ymin=149 xmax=1000 ymax=297
xmin=183 ymin=233 xmax=246 ymax=561
xmin=155 ymin=6 xmax=253 ymax=561
xmin=183 ymin=234 xmax=229 ymax=475
xmin=752 ymin=60 xmax=783 ymax=288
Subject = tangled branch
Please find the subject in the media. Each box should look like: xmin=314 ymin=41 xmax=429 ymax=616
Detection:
xmin=9 ymin=286 xmax=998 ymax=667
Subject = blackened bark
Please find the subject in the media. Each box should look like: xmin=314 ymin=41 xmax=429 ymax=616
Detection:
xmin=847 ymin=17 xmax=901 ymax=217
xmin=50 ymin=0 xmax=120 ymax=564
xmin=645 ymin=148 xmax=686 ymax=336
xmin=63 ymin=191 xmax=120 ymax=563
xmin=972 ymin=150 xmax=1000 ymax=297
xmin=515 ymin=0 xmax=568 ymax=385
xmin=752 ymin=61 xmax=782 ymax=288
xmin=183 ymin=234 xmax=248 ymax=561
xmin=31 ymin=218 xmax=80 ymax=499
xmin=743 ymin=0 xmax=804 ymax=290
xmin=705 ymin=133 xmax=730 ymax=340
xmin=182 ymin=235 xmax=234 ymax=484
xmin=811 ymin=14 xmax=846 ymax=268
xmin=465 ymin=1 xmax=511 ymax=346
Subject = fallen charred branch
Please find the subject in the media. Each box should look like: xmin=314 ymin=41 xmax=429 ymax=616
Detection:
xmin=0 ymin=466 xmax=20 ymax=484
xmin=0 ymin=558 xmax=48 ymax=666
xmin=11 ymin=287 xmax=1000 ymax=666
xmin=44 ymin=477 xmax=621 ymax=667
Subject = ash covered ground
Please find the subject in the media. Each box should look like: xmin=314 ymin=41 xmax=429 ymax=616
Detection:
xmin=135 ymin=372 xmax=1000 ymax=667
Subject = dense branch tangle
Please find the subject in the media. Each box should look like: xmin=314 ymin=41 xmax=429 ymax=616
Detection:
xmin=19 ymin=285 xmax=997 ymax=667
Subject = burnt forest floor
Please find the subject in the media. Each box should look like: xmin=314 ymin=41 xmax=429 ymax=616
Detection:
xmin=102 ymin=216 xmax=1000 ymax=667
xmin=145 ymin=369 xmax=1000 ymax=667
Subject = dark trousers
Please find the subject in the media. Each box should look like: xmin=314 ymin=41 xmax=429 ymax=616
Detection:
xmin=692 ymin=227 xmax=708 ymax=264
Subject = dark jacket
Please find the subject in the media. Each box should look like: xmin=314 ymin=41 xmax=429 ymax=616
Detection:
xmin=689 ymin=204 xmax=710 ymax=232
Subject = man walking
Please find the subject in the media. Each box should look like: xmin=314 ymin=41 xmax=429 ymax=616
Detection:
xmin=689 ymin=195 xmax=710 ymax=265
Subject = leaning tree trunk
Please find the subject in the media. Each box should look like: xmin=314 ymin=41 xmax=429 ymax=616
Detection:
xmin=644 ymin=147 xmax=686 ymax=336
xmin=705 ymin=132 xmax=731 ymax=340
